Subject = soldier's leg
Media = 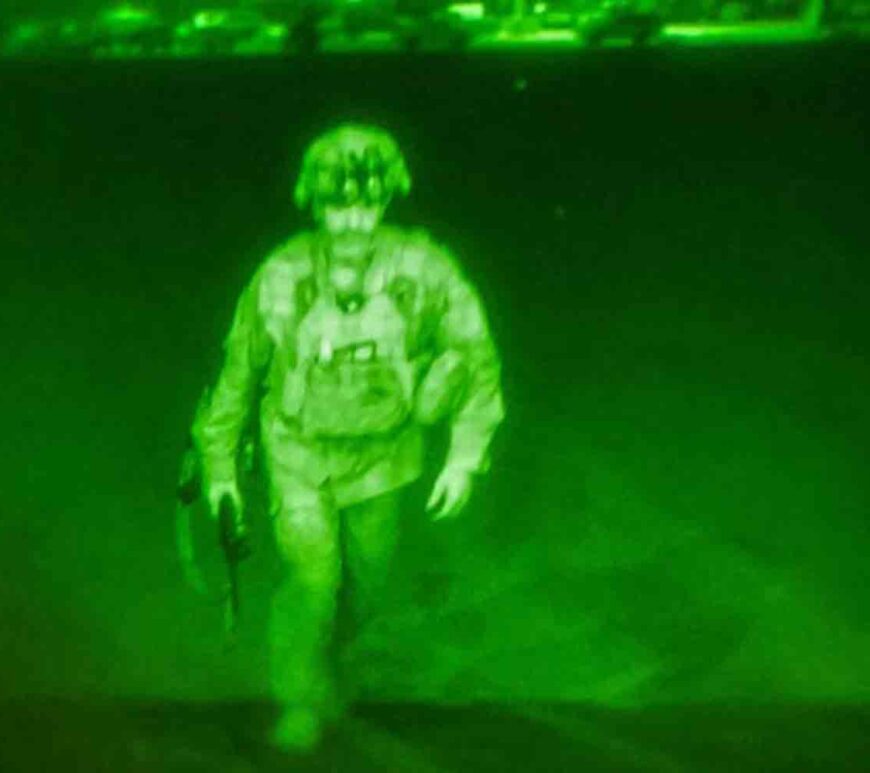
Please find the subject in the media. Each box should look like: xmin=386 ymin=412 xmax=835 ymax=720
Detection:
xmin=269 ymin=489 xmax=341 ymax=748
xmin=342 ymin=490 xmax=402 ymax=626
xmin=337 ymin=490 xmax=402 ymax=702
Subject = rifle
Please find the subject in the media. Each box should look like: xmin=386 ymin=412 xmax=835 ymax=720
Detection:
xmin=177 ymin=386 xmax=257 ymax=640
xmin=218 ymin=494 xmax=252 ymax=639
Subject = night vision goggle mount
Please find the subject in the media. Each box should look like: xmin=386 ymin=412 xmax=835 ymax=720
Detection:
xmin=294 ymin=124 xmax=412 ymax=211
xmin=314 ymin=147 xmax=390 ymax=207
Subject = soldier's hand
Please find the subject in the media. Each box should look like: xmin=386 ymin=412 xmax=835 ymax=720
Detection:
xmin=207 ymin=480 xmax=243 ymax=521
xmin=427 ymin=466 xmax=473 ymax=522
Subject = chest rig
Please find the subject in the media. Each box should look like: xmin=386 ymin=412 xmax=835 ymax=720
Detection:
xmin=286 ymin=237 xmax=420 ymax=439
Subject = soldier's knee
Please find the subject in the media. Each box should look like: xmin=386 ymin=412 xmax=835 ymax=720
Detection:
xmin=274 ymin=505 xmax=341 ymax=593
xmin=344 ymin=522 xmax=398 ymax=578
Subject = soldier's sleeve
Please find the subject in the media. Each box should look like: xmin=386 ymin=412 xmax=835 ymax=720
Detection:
xmin=431 ymin=242 xmax=506 ymax=476
xmin=192 ymin=270 xmax=271 ymax=489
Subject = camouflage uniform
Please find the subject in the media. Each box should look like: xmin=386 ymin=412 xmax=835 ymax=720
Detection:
xmin=193 ymin=223 xmax=504 ymax=711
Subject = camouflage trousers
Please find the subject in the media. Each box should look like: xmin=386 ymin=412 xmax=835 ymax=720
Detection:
xmin=268 ymin=484 xmax=401 ymax=714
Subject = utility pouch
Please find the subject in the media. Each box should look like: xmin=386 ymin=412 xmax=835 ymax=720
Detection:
xmin=300 ymin=352 xmax=411 ymax=437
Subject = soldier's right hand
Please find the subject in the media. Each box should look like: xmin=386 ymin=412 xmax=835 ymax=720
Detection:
xmin=206 ymin=480 xmax=243 ymax=521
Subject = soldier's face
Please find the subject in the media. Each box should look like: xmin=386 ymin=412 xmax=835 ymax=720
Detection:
xmin=321 ymin=203 xmax=385 ymax=259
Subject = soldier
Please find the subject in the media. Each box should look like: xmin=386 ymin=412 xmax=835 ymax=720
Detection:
xmin=193 ymin=123 xmax=505 ymax=750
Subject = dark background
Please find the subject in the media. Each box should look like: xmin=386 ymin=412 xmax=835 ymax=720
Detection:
xmin=1 ymin=47 xmax=869 ymax=707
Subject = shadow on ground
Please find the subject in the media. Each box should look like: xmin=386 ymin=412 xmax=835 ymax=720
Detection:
xmin=1 ymin=699 xmax=867 ymax=772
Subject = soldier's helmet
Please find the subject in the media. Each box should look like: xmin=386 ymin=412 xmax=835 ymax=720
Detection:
xmin=294 ymin=124 xmax=412 ymax=212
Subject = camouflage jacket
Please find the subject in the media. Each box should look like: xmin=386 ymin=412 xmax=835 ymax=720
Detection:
xmin=194 ymin=225 xmax=505 ymax=493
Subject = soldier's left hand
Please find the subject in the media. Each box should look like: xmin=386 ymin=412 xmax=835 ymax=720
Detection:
xmin=427 ymin=466 xmax=473 ymax=521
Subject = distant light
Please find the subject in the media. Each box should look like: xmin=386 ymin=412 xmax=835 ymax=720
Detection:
xmin=660 ymin=22 xmax=820 ymax=43
xmin=193 ymin=10 xmax=229 ymax=29
xmin=447 ymin=3 xmax=485 ymax=20
xmin=264 ymin=24 xmax=288 ymax=39
xmin=102 ymin=4 xmax=153 ymax=24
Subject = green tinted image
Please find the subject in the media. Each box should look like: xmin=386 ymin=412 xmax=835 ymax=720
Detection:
xmin=1 ymin=0 xmax=868 ymax=57
xmin=1 ymin=48 xmax=869 ymax=770
xmin=187 ymin=123 xmax=504 ymax=749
